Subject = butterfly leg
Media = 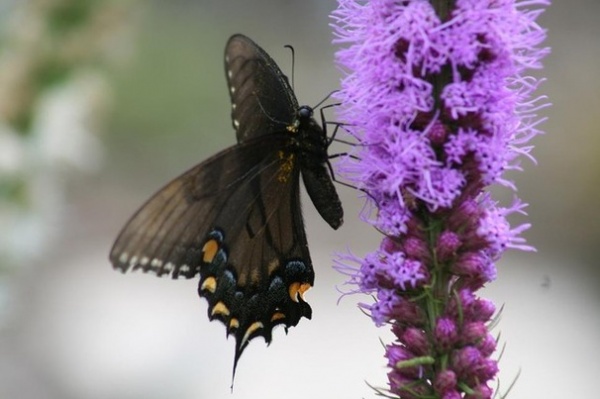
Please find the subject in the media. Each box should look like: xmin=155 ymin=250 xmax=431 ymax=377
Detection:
xmin=324 ymin=153 xmax=365 ymax=194
xmin=318 ymin=103 xmax=360 ymax=148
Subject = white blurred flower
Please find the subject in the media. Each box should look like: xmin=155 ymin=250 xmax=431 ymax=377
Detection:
xmin=0 ymin=123 xmax=25 ymax=175
xmin=31 ymin=72 xmax=108 ymax=172
xmin=0 ymin=0 xmax=134 ymax=268
xmin=0 ymin=72 xmax=110 ymax=265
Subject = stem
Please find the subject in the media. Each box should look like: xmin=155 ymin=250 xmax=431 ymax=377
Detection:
xmin=430 ymin=0 xmax=455 ymax=118
xmin=431 ymin=0 xmax=455 ymax=21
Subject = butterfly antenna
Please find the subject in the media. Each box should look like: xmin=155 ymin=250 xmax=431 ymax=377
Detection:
xmin=313 ymin=90 xmax=339 ymax=110
xmin=284 ymin=44 xmax=295 ymax=92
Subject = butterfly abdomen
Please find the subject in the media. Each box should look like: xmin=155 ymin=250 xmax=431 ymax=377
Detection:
xmin=294 ymin=108 xmax=344 ymax=230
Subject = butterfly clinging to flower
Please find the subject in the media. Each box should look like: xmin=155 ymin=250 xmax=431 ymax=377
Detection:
xmin=110 ymin=34 xmax=343 ymax=376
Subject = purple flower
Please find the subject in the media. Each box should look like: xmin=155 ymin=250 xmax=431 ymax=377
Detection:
xmin=434 ymin=370 xmax=458 ymax=395
xmin=400 ymin=327 xmax=430 ymax=356
xmin=331 ymin=0 xmax=549 ymax=397
xmin=434 ymin=317 xmax=458 ymax=351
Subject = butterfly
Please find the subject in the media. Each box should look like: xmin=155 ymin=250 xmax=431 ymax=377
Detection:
xmin=109 ymin=34 xmax=343 ymax=376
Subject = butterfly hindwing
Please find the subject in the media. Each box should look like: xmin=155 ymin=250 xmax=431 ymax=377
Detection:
xmin=196 ymin=143 xmax=314 ymax=369
xmin=110 ymin=135 xmax=314 ymax=361
xmin=225 ymin=34 xmax=298 ymax=142
xmin=109 ymin=138 xmax=261 ymax=269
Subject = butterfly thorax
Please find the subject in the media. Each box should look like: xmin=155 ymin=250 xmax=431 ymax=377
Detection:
xmin=288 ymin=105 xmax=329 ymax=164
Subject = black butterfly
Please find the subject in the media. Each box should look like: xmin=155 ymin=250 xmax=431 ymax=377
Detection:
xmin=110 ymin=34 xmax=343 ymax=375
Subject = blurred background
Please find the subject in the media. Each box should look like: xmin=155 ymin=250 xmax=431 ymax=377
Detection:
xmin=0 ymin=1 xmax=597 ymax=398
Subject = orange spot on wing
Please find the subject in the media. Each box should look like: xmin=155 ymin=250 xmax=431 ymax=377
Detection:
xmin=271 ymin=312 xmax=286 ymax=322
xmin=288 ymin=282 xmax=312 ymax=302
xmin=202 ymin=239 xmax=219 ymax=263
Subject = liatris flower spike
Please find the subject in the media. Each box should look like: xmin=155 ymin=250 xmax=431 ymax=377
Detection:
xmin=332 ymin=1 xmax=549 ymax=398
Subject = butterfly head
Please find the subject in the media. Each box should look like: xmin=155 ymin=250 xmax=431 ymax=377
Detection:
xmin=297 ymin=105 xmax=313 ymax=121
xmin=287 ymin=105 xmax=315 ymax=134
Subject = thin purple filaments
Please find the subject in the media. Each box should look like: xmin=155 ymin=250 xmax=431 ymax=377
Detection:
xmin=332 ymin=0 xmax=549 ymax=398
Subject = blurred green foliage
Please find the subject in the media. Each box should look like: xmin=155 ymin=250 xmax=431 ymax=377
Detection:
xmin=106 ymin=4 xmax=232 ymax=185
xmin=47 ymin=0 xmax=95 ymax=34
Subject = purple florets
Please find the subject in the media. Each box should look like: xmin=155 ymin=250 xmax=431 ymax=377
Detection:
xmin=332 ymin=0 xmax=549 ymax=397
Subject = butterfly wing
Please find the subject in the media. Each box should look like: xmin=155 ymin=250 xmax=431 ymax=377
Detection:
xmin=225 ymin=34 xmax=298 ymax=142
xmin=110 ymin=136 xmax=314 ymax=366
xmin=109 ymin=140 xmax=272 ymax=279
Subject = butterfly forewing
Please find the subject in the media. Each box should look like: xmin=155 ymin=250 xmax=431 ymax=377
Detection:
xmin=225 ymin=34 xmax=298 ymax=142
xmin=110 ymin=136 xmax=302 ymax=277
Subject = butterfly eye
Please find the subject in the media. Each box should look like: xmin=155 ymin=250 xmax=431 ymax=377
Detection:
xmin=298 ymin=105 xmax=313 ymax=120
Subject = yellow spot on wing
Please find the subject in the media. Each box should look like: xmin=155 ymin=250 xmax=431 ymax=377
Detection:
xmin=277 ymin=151 xmax=295 ymax=183
xmin=229 ymin=318 xmax=239 ymax=330
xmin=242 ymin=321 xmax=264 ymax=346
xmin=288 ymin=282 xmax=312 ymax=302
xmin=202 ymin=239 xmax=219 ymax=263
xmin=200 ymin=276 xmax=217 ymax=293
xmin=211 ymin=301 xmax=230 ymax=317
